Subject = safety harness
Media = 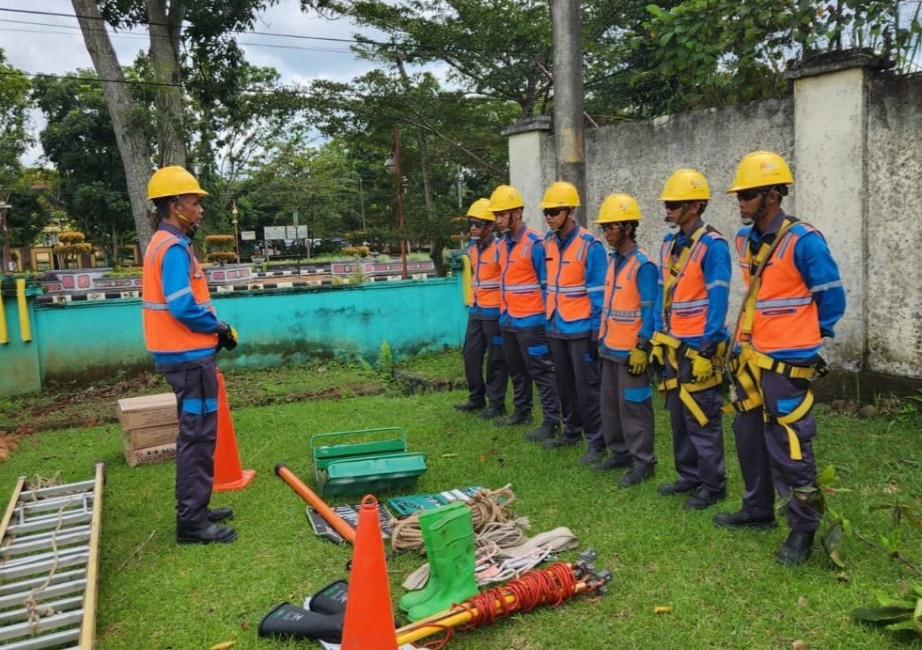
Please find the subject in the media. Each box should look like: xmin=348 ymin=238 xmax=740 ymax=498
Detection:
xmin=653 ymin=224 xmax=723 ymax=427
xmin=722 ymin=216 xmax=819 ymax=461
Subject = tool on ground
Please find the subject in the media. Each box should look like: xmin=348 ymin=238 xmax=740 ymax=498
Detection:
xmin=213 ymin=369 xmax=256 ymax=491
xmin=307 ymin=502 xmax=395 ymax=545
xmin=341 ymin=495 xmax=398 ymax=649
xmin=275 ymin=463 xmax=356 ymax=545
xmin=311 ymin=427 xmax=427 ymax=497
xmin=396 ymin=550 xmax=609 ymax=648
xmin=0 ymin=462 xmax=105 ymax=649
xmin=386 ymin=487 xmax=483 ymax=518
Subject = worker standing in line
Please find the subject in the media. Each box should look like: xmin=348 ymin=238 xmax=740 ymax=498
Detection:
xmin=652 ymin=169 xmax=732 ymax=510
xmin=454 ymin=198 xmax=508 ymax=419
xmin=489 ymin=185 xmax=561 ymax=441
xmin=715 ymin=151 xmax=845 ymax=566
xmin=539 ymin=182 xmax=608 ymax=464
xmin=595 ymin=194 xmax=658 ymax=486
xmin=142 ymin=166 xmax=238 ymax=545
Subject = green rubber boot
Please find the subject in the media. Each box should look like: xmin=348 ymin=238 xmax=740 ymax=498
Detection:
xmin=406 ymin=506 xmax=479 ymax=621
xmin=398 ymin=502 xmax=468 ymax=612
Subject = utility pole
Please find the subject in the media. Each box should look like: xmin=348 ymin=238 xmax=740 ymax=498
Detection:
xmin=551 ymin=0 xmax=587 ymax=226
xmin=0 ymin=190 xmax=12 ymax=274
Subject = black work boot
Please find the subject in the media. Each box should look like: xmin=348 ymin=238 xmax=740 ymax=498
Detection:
xmin=496 ymin=409 xmax=532 ymax=427
xmin=206 ymin=506 xmax=234 ymax=523
xmin=177 ymin=521 xmax=237 ymax=545
xmin=712 ymin=510 xmax=777 ymax=530
xmin=591 ymin=454 xmax=632 ymax=471
xmin=479 ymin=404 xmax=506 ymax=420
xmin=684 ymin=486 xmax=727 ymax=510
xmin=619 ymin=462 xmax=655 ymax=488
xmin=524 ymin=422 xmax=558 ymax=442
xmin=578 ymin=448 xmax=606 ymax=466
xmin=454 ymin=400 xmax=486 ymax=413
xmin=657 ymin=479 xmax=701 ymax=496
xmin=775 ymin=530 xmax=815 ymax=566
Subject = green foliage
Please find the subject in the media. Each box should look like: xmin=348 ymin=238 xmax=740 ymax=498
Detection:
xmin=853 ymin=585 xmax=922 ymax=635
xmin=0 ymin=49 xmax=32 ymax=188
xmin=377 ymin=338 xmax=394 ymax=375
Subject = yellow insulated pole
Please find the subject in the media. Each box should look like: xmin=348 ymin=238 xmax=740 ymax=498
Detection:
xmin=0 ymin=286 xmax=8 ymax=344
xmin=461 ymin=254 xmax=473 ymax=306
xmin=16 ymin=278 xmax=31 ymax=342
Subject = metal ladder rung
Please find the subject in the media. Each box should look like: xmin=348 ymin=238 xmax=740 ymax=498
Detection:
xmin=17 ymin=480 xmax=96 ymax=502
xmin=0 ymin=569 xmax=87 ymax=597
xmin=0 ymin=578 xmax=87 ymax=610
xmin=0 ymin=608 xmax=84 ymax=643
xmin=1 ymin=527 xmax=91 ymax=558
xmin=0 ymin=549 xmax=88 ymax=578
xmin=7 ymin=511 xmax=93 ymax=536
xmin=14 ymin=494 xmax=93 ymax=518
xmin=0 ymin=595 xmax=84 ymax=626
xmin=1 ymin=626 xmax=80 ymax=650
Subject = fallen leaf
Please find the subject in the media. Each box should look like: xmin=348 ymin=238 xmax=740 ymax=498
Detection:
xmin=653 ymin=605 xmax=672 ymax=615
xmin=479 ymin=454 xmax=487 ymax=463
xmin=792 ymin=641 xmax=806 ymax=650
xmin=209 ymin=642 xmax=236 ymax=650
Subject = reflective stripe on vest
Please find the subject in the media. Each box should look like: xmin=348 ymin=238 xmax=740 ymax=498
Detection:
xmin=142 ymin=230 xmax=217 ymax=355
xmin=500 ymin=227 xmax=545 ymax=318
xmin=470 ymin=238 xmax=502 ymax=309
xmin=545 ymin=229 xmax=599 ymax=323
xmin=660 ymin=226 xmax=723 ymax=338
xmin=599 ymin=249 xmax=643 ymax=351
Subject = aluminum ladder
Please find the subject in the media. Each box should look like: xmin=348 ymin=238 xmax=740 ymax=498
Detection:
xmin=0 ymin=463 xmax=104 ymax=649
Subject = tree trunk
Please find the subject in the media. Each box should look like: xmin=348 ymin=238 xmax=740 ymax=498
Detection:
xmin=71 ymin=0 xmax=153 ymax=252
xmin=147 ymin=0 xmax=187 ymax=167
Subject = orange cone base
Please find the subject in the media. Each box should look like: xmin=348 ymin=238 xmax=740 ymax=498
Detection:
xmin=214 ymin=468 xmax=256 ymax=493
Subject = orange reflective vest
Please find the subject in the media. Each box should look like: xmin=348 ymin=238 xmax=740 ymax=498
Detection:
xmin=499 ymin=227 xmax=545 ymax=319
xmin=734 ymin=227 xmax=751 ymax=287
xmin=735 ymin=222 xmax=822 ymax=355
xmin=600 ymin=248 xmax=650 ymax=352
xmin=142 ymin=230 xmax=218 ymax=356
xmin=545 ymin=227 xmax=597 ymax=323
xmin=660 ymin=226 xmax=725 ymax=338
xmin=469 ymin=236 xmax=502 ymax=311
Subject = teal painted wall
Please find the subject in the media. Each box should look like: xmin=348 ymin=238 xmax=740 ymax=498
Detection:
xmin=0 ymin=282 xmax=42 ymax=397
xmin=9 ymin=277 xmax=466 ymax=393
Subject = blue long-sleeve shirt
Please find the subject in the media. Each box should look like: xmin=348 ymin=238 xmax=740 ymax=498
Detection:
xmin=545 ymin=225 xmax=607 ymax=338
xmin=499 ymin=225 xmax=547 ymax=331
xmin=599 ymin=246 xmax=658 ymax=361
xmin=151 ymin=223 xmax=223 ymax=366
xmin=743 ymin=212 xmax=846 ymax=362
xmin=654 ymin=221 xmax=731 ymax=351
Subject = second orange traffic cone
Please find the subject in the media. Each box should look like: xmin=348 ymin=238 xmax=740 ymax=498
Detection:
xmin=341 ymin=495 xmax=398 ymax=650
xmin=213 ymin=369 xmax=256 ymax=492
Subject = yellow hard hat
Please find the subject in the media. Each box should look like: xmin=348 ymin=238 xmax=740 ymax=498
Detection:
xmin=596 ymin=193 xmax=642 ymax=224
xmin=147 ymin=166 xmax=209 ymax=200
xmin=726 ymin=151 xmax=794 ymax=193
xmin=466 ymin=198 xmax=495 ymax=222
xmin=539 ymin=181 xmax=581 ymax=209
xmin=659 ymin=169 xmax=711 ymax=201
xmin=488 ymin=185 xmax=524 ymax=212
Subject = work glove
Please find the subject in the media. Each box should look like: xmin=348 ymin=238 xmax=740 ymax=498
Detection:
xmin=649 ymin=344 xmax=665 ymax=373
xmin=588 ymin=338 xmax=600 ymax=362
xmin=691 ymin=354 xmax=714 ymax=382
xmin=217 ymin=323 xmax=239 ymax=352
xmin=628 ymin=348 xmax=648 ymax=376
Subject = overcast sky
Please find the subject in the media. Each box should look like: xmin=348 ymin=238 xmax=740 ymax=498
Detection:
xmin=0 ymin=0 xmax=387 ymax=162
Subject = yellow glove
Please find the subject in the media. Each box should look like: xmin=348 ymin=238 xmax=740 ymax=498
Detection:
xmin=691 ymin=355 xmax=714 ymax=382
xmin=628 ymin=348 xmax=648 ymax=376
xmin=217 ymin=324 xmax=239 ymax=351
xmin=649 ymin=344 xmax=665 ymax=371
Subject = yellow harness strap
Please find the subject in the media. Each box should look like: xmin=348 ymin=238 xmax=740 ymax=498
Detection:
xmin=768 ymin=390 xmax=813 ymax=461
xmin=652 ymin=331 xmax=724 ymax=426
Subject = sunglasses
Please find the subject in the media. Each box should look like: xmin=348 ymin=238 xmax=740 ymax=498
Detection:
xmin=543 ymin=208 xmax=568 ymax=218
xmin=664 ymin=201 xmax=684 ymax=211
xmin=601 ymin=223 xmax=624 ymax=233
xmin=736 ymin=188 xmax=764 ymax=201
xmin=467 ymin=219 xmax=488 ymax=228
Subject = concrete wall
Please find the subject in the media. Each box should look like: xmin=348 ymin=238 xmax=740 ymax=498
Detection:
xmin=508 ymin=62 xmax=922 ymax=380
xmin=0 ymin=278 xmax=467 ymax=396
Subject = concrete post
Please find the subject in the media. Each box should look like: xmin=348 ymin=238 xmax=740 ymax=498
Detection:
xmin=502 ymin=116 xmax=553 ymax=231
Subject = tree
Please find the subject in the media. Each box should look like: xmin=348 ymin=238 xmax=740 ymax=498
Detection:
xmin=32 ymin=71 xmax=136 ymax=266
xmin=0 ymin=49 xmax=32 ymax=189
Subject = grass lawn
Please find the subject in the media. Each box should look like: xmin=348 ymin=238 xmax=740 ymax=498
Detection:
xmin=0 ymin=353 xmax=919 ymax=649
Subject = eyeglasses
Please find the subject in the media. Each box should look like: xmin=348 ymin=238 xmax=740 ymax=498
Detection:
xmin=601 ymin=223 xmax=623 ymax=233
xmin=543 ymin=208 xmax=567 ymax=218
xmin=664 ymin=201 xmax=684 ymax=211
xmin=467 ymin=219 xmax=488 ymax=228
xmin=736 ymin=188 xmax=764 ymax=202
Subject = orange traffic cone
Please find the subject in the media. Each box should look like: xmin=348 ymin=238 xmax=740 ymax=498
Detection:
xmin=341 ymin=495 xmax=398 ymax=650
xmin=213 ymin=369 xmax=256 ymax=492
